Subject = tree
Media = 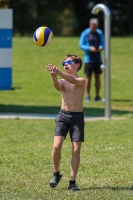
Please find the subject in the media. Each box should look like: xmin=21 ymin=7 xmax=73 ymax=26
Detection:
xmin=71 ymin=0 xmax=133 ymax=36
xmin=7 ymin=0 xmax=133 ymax=36
xmin=9 ymin=0 xmax=72 ymax=36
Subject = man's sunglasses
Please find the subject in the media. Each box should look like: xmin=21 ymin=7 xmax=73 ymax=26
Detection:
xmin=62 ymin=60 xmax=78 ymax=66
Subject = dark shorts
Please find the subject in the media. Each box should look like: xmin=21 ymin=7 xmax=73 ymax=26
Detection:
xmin=54 ymin=109 xmax=85 ymax=142
xmin=84 ymin=63 xmax=102 ymax=76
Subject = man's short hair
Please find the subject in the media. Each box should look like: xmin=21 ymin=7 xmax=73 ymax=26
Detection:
xmin=89 ymin=18 xmax=99 ymax=25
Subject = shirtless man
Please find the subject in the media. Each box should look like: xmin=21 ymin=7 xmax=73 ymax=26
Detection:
xmin=46 ymin=54 xmax=86 ymax=191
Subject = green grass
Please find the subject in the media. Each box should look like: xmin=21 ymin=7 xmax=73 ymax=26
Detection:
xmin=0 ymin=36 xmax=133 ymax=117
xmin=0 ymin=37 xmax=133 ymax=199
xmin=0 ymin=36 xmax=133 ymax=199
xmin=0 ymin=118 xmax=133 ymax=199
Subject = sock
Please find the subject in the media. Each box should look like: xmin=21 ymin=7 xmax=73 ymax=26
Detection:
xmin=69 ymin=180 xmax=75 ymax=186
xmin=54 ymin=171 xmax=60 ymax=178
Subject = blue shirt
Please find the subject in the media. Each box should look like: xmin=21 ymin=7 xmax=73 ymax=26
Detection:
xmin=79 ymin=28 xmax=104 ymax=63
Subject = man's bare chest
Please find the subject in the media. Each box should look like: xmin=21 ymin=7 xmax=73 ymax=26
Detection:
xmin=62 ymin=82 xmax=77 ymax=92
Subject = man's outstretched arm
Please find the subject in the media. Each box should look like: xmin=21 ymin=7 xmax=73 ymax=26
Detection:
xmin=46 ymin=64 xmax=85 ymax=86
xmin=46 ymin=65 xmax=62 ymax=91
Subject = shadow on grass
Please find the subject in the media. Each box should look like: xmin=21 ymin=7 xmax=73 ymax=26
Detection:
xmin=82 ymin=186 xmax=133 ymax=191
xmin=112 ymin=99 xmax=133 ymax=103
xmin=0 ymin=104 xmax=132 ymax=117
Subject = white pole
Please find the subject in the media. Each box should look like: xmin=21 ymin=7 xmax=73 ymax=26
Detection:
xmin=91 ymin=4 xmax=111 ymax=119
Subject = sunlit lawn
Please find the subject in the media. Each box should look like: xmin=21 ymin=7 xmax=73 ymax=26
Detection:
xmin=0 ymin=36 xmax=133 ymax=117
xmin=0 ymin=36 xmax=133 ymax=199
xmin=0 ymin=118 xmax=133 ymax=199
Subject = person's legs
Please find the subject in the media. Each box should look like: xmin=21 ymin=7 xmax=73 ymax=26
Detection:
xmin=84 ymin=63 xmax=93 ymax=101
xmin=68 ymin=141 xmax=82 ymax=190
xmin=94 ymin=63 xmax=102 ymax=100
xmin=49 ymin=136 xmax=64 ymax=188
xmin=70 ymin=141 xmax=82 ymax=180
xmin=52 ymin=136 xmax=64 ymax=172
xmin=85 ymin=75 xmax=92 ymax=98
xmin=52 ymin=110 xmax=69 ymax=172
xmin=95 ymin=74 xmax=100 ymax=96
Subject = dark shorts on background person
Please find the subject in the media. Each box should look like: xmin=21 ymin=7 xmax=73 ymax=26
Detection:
xmin=84 ymin=63 xmax=102 ymax=76
xmin=54 ymin=109 xmax=85 ymax=142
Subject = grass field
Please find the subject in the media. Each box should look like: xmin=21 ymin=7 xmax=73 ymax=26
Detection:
xmin=0 ymin=36 xmax=133 ymax=117
xmin=0 ymin=118 xmax=133 ymax=199
xmin=0 ymin=36 xmax=133 ymax=199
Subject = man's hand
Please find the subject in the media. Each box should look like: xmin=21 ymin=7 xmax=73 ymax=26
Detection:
xmin=46 ymin=64 xmax=59 ymax=75
xmin=98 ymin=46 xmax=102 ymax=51
xmin=90 ymin=46 xmax=97 ymax=52
xmin=90 ymin=46 xmax=102 ymax=53
xmin=46 ymin=64 xmax=62 ymax=90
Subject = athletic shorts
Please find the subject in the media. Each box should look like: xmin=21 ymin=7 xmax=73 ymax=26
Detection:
xmin=84 ymin=63 xmax=102 ymax=76
xmin=54 ymin=109 xmax=85 ymax=142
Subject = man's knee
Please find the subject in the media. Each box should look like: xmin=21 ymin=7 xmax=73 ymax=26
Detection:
xmin=53 ymin=143 xmax=62 ymax=152
xmin=86 ymin=75 xmax=92 ymax=84
xmin=95 ymin=74 xmax=100 ymax=79
xmin=52 ymin=136 xmax=64 ymax=152
xmin=86 ymin=74 xmax=92 ymax=79
xmin=72 ymin=145 xmax=81 ymax=155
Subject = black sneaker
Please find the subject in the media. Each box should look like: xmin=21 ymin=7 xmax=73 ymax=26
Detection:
xmin=68 ymin=184 xmax=80 ymax=191
xmin=49 ymin=173 xmax=62 ymax=188
xmin=95 ymin=95 xmax=101 ymax=101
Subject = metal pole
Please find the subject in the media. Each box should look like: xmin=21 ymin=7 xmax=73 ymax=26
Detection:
xmin=91 ymin=4 xmax=111 ymax=120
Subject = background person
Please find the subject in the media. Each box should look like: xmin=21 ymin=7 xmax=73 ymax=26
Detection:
xmin=79 ymin=18 xmax=104 ymax=102
xmin=46 ymin=54 xmax=85 ymax=191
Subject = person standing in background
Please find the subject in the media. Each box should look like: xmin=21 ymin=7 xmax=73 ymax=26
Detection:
xmin=79 ymin=18 xmax=104 ymax=102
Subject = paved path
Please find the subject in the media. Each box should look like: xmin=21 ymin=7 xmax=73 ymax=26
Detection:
xmin=0 ymin=112 xmax=106 ymax=121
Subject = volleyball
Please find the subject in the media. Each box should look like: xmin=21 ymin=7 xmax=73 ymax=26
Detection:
xmin=33 ymin=26 xmax=53 ymax=47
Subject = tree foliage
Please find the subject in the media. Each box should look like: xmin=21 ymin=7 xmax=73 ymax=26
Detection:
xmin=72 ymin=0 xmax=133 ymax=36
xmin=0 ymin=0 xmax=133 ymax=36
